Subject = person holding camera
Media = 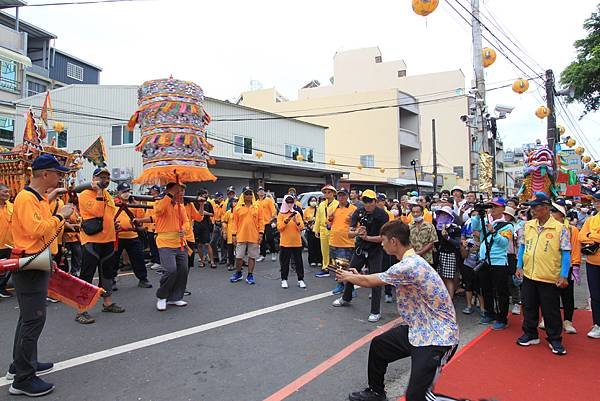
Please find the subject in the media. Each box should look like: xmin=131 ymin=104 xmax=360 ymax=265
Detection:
xmin=578 ymin=191 xmax=600 ymax=339
xmin=470 ymin=198 xmax=514 ymax=329
xmin=277 ymin=195 xmax=306 ymax=289
xmin=433 ymin=206 xmax=461 ymax=298
xmin=332 ymin=189 xmax=390 ymax=323
xmin=335 ymin=220 xmax=458 ymax=401
xmin=516 ymin=192 xmax=570 ymax=355
xmin=77 ymin=167 xmax=125 ymax=325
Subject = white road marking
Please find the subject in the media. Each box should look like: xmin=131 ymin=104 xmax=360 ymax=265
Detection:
xmin=0 ymin=290 xmax=336 ymax=387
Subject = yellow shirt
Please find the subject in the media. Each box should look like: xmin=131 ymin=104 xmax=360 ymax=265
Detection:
xmin=314 ymin=199 xmax=339 ymax=234
xmin=522 ymin=216 xmax=569 ymax=284
xmin=579 ymin=215 xmax=600 ymax=266
xmin=258 ymin=197 xmax=277 ymax=226
xmin=232 ymin=200 xmax=263 ymax=243
xmin=328 ymin=203 xmax=357 ymax=248
xmin=11 ymin=188 xmax=62 ymax=255
xmin=79 ymin=189 xmax=116 ymax=245
xmin=277 ymin=211 xmax=304 ymax=247
xmin=222 ymin=210 xmax=235 ymax=244
xmin=154 ymin=195 xmax=190 ymax=249
xmin=0 ymin=201 xmax=14 ymax=249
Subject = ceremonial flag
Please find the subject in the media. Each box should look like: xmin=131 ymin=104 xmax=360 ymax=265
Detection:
xmin=23 ymin=108 xmax=41 ymax=147
xmin=40 ymin=91 xmax=52 ymax=127
xmin=82 ymin=136 xmax=108 ymax=167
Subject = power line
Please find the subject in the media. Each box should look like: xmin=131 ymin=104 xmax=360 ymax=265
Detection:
xmin=23 ymin=0 xmax=152 ymax=6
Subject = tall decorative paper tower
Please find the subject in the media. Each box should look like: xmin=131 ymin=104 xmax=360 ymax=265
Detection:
xmin=129 ymin=77 xmax=217 ymax=185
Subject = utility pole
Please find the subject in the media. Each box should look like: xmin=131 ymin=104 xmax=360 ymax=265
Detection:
xmin=470 ymin=0 xmax=488 ymax=192
xmin=432 ymin=119 xmax=438 ymax=192
xmin=545 ymin=69 xmax=558 ymax=150
xmin=411 ymin=159 xmax=420 ymax=195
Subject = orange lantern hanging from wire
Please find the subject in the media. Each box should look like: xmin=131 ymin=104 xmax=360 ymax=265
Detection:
xmin=482 ymin=48 xmax=497 ymax=67
xmin=296 ymin=154 xmax=304 ymax=161
xmin=558 ymin=125 xmax=566 ymax=136
xmin=412 ymin=0 xmax=439 ymax=16
xmin=255 ymin=151 xmax=263 ymax=159
xmin=53 ymin=121 xmax=65 ymax=133
xmin=582 ymin=155 xmax=592 ymax=163
xmin=328 ymin=159 xmax=336 ymax=165
xmin=575 ymin=146 xmax=585 ymax=155
xmin=535 ymin=105 xmax=550 ymax=119
xmin=594 ymin=167 xmax=600 ymax=175
xmin=566 ymin=137 xmax=576 ymax=148
xmin=512 ymin=78 xmax=529 ymax=94
xmin=379 ymin=168 xmax=386 ymax=173
xmin=588 ymin=162 xmax=597 ymax=170
xmin=357 ymin=164 xmax=364 ymax=170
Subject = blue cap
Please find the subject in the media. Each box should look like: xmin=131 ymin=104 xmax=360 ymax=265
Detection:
xmin=554 ymin=198 xmax=567 ymax=207
xmin=524 ymin=192 xmax=552 ymax=207
xmin=214 ymin=192 xmax=224 ymax=198
xmin=377 ymin=192 xmax=387 ymax=200
xmin=149 ymin=185 xmax=160 ymax=193
xmin=117 ymin=182 xmax=131 ymax=192
xmin=594 ymin=191 xmax=600 ymax=200
xmin=488 ymin=197 xmax=506 ymax=207
xmin=31 ymin=154 xmax=70 ymax=173
xmin=93 ymin=167 xmax=110 ymax=177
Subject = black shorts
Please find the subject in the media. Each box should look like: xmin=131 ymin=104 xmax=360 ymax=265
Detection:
xmin=195 ymin=225 xmax=211 ymax=244
xmin=460 ymin=263 xmax=480 ymax=293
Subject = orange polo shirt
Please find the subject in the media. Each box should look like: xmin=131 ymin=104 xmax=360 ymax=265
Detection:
xmin=11 ymin=187 xmax=62 ymax=255
xmin=79 ymin=189 xmax=116 ymax=245
xmin=116 ymin=206 xmax=145 ymax=240
xmin=144 ymin=201 xmax=156 ymax=232
xmin=258 ymin=197 xmax=277 ymax=226
xmin=213 ymin=201 xmax=225 ymax=223
xmin=154 ymin=195 xmax=189 ymax=248
xmin=329 ymin=203 xmax=357 ymax=248
xmin=0 ymin=201 xmax=14 ymax=250
xmin=63 ymin=208 xmax=81 ymax=244
xmin=232 ymin=201 xmax=263 ymax=243
xmin=49 ymin=198 xmax=65 ymax=245
xmin=184 ymin=202 xmax=202 ymax=242
xmin=222 ymin=210 xmax=235 ymax=244
xmin=277 ymin=211 xmax=304 ymax=247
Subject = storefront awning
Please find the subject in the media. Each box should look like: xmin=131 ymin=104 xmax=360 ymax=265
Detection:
xmin=387 ymin=177 xmax=433 ymax=188
xmin=0 ymin=46 xmax=32 ymax=67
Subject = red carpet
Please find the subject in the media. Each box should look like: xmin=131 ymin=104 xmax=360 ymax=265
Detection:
xmin=430 ymin=311 xmax=599 ymax=401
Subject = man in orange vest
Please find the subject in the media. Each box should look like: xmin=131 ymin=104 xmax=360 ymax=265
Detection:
xmin=0 ymin=183 xmax=14 ymax=298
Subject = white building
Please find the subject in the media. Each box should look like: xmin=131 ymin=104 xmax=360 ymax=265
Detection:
xmin=14 ymin=85 xmax=343 ymax=195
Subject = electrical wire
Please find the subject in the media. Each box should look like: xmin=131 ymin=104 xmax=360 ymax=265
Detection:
xmin=23 ymin=0 xmax=152 ymax=6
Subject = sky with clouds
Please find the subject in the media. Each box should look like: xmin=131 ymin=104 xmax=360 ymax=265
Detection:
xmin=8 ymin=0 xmax=600 ymax=157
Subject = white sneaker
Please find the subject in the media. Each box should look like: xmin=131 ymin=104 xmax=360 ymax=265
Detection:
xmin=281 ymin=280 xmax=288 ymax=289
xmin=332 ymin=297 xmax=350 ymax=307
xmin=150 ymin=263 xmax=161 ymax=270
xmin=310 ymin=263 xmax=317 ymax=267
xmin=145 ymin=262 xmax=153 ymax=268
xmin=587 ymin=324 xmax=600 ymax=339
xmin=368 ymin=313 xmax=381 ymax=322
xmin=511 ymin=304 xmax=521 ymax=315
xmin=156 ymin=298 xmax=167 ymax=311
xmin=256 ymin=256 xmax=265 ymax=262
xmin=167 ymin=300 xmax=188 ymax=307
xmin=538 ymin=319 xmax=545 ymax=329
xmin=563 ymin=320 xmax=577 ymax=334
xmin=297 ymin=280 xmax=306 ymax=289
xmin=271 ymin=254 xmax=277 ymax=262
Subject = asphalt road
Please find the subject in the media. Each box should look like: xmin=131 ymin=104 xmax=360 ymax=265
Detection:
xmin=0 ymin=256 xmax=591 ymax=401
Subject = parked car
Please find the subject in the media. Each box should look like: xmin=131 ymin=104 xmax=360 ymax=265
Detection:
xmin=297 ymin=191 xmax=324 ymax=208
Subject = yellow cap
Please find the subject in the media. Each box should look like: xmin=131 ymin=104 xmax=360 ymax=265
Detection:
xmin=362 ymin=189 xmax=377 ymax=199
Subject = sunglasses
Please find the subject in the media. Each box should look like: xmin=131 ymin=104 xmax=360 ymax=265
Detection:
xmin=362 ymin=197 xmax=375 ymax=203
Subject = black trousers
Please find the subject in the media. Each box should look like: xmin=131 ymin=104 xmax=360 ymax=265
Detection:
xmin=148 ymin=232 xmax=160 ymax=264
xmin=260 ymin=223 xmax=278 ymax=256
xmin=210 ymin=225 xmax=223 ymax=262
xmin=559 ymin=277 xmax=575 ymax=322
xmin=65 ymin=241 xmax=82 ymax=276
xmin=306 ymin=230 xmax=322 ymax=264
xmin=343 ymin=248 xmax=384 ymax=314
xmin=0 ymin=248 xmax=11 ymax=290
xmin=587 ymin=263 xmax=600 ymax=325
xmin=368 ymin=325 xmax=455 ymax=400
xmin=80 ymin=242 xmax=115 ymax=298
xmin=381 ymin=253 xmax=396 ymax=297
xmin=115 ymin=237 xmax=148 ymax=281
xmin=522 ymin=276 xmax=562 ymax=342
xmin=279 ymin=247 xmax=304 ymax=280
xmin=11 ymin=270 xmax=50 ymax=383
xmin=480 ymin=265 xmax=510 ymax=324
xmin=187 ymin=241 xmax=197 ymax=268
xmin=225 ymin=243 xmax=235 ymax=265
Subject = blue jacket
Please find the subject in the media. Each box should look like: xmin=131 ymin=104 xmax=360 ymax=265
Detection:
xmin=471 ymin=215 xmax=513 ymax=266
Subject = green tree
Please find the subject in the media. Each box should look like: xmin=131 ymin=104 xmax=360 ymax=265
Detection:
xmin=560 ymin=5 xmax=600 ymax=114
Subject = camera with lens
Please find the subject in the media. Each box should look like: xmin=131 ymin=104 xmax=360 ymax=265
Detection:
xmin=354 ymin=209 xmax=373 ymax=250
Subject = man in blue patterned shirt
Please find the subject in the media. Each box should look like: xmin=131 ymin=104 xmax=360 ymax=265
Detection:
xmin=335 ymin=220 xmax=459 ymax=401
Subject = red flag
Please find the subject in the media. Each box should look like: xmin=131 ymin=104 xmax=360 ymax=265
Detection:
xmin=40 ymin=91 xmax=52 ymax=127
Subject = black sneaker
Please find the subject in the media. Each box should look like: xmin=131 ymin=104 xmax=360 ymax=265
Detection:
xmin=548 ymin=340 xmax=567 ymax=355
xmin=75 ymin=311 xmax=95 ymax=325
xmin=516 ymin=333 xmax=540 ymax=346
xmin=349 ymin=388 xmax=388 ymax=401
xmin=184 ymin=290 xmax=191 ymax=296
xmin=0 ymin=288 xmax=12 ymax=298
xmin=102 ymin=303 xmax=125 ymax=313
xmin=5 ymin=362 xmax=54 ymax=381
xmin=138 ymin=280 xmax=153 ymax=288
xmin=9 ymin=376 xmax=55 ymax=397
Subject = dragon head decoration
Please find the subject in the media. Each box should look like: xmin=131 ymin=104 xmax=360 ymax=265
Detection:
xmin=517 ymin=145 xmax=558 ymax=202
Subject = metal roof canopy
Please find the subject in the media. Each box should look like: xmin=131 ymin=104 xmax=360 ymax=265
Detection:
xmin=0 ymin=1 xmax=27 ymax=9
xmin=0 ymin=10 xmax=57 ymax=39
xmin=213 ymin=157 xmax=347 ymax=176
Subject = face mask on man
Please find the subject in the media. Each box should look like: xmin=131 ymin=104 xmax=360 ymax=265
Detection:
xmin=413 ymin=216 xmax=424 ymax=223
xmin=309 ymin=201 xmax=317 ymax=207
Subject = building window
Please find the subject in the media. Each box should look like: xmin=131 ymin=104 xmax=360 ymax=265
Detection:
xmin=375 ymin=56 xmax=382 ymax=63
xmin=111 ymin=125 xmax=133 ymax=146
xmin=0 ymin=58 xmax=18 ymax=92
xmin=360 ymin=154 xmax=375 ymax=168
xmin=27 ymin=81 xmax=47 ymax=97
xmin=0 ymin=117 xmax=14 ymax=146
xmin=66 ymin=62 xmax=84 ymax=81
xmin=47 ymin=129 xmax=67 ymax=148
xmin=284 ymin=144 xmax=314 ymax=162
xmin=397 ymin=70 xmax=406 ymax=77
xmin=453 ymin=166 xmax=464 ymax=178
xmin=234 ymin=135 xmax=252 ymax=154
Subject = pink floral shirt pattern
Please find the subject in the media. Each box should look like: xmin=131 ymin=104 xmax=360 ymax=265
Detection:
xmin=378 ymin=249 xmax=460 ymax=347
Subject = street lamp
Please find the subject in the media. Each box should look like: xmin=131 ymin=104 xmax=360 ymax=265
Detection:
xmin=410 ymin=159 xmax=420 ymax=195
xmin=487 ymin=105 xmax=514 ymax=186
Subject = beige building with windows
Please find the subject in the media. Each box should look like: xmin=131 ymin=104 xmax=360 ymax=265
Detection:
xmin=240 ymin=47 xmax=471 ymax=193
